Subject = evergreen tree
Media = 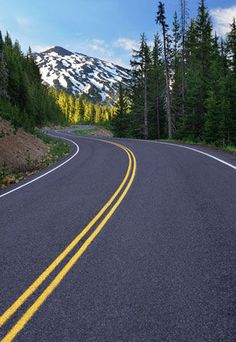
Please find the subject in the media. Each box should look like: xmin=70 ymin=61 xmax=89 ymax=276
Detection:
xmin=225 ymin=19 xmax=236 ymax=145
xmin=194 ymin=0 xmax=213 ymax=138
xmin=111 ymin=83 xmax=130 ymax=137
xmin=94 ymin=104 xmax=101 ymax=123
xmin=0 ymin=31 xmax=8 ymax=99
xmin=171 ymin=11 xmax=182 ymax=129
xmin=180 ymin=18 xmax=200 ymax=139
xmin=78 ymin=96 xmax=85 ymax=121
xmin=180 ymin=0 xmax=188 ymax=117
xmin=156 ymin=1 xmax=173 ymax=138
xmin=227 ymin=18 xmax=236 ymax=75
xmin=204 ymin=35 xmax=227 ymax=144
xmin=149 ymin=34 xmax=166 ymax=139
xmin=74 ymin=97 xmax=81 ymax=123
xmin=130 ymin=33 xmax=151 ymax=138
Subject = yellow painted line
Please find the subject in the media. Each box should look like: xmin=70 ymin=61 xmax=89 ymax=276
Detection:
xmin=0 ymin=140 xmax=132 ymax=327
xmin=2 ymin=146 xmax=136 ymax=342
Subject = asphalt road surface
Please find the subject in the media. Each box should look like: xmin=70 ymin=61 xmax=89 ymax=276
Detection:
xmin=0 ymin=131 xmax=236 ymax=342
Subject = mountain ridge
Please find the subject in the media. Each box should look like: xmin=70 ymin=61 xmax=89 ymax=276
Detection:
xmin=34 ymin=46 xmax=131 ymax=103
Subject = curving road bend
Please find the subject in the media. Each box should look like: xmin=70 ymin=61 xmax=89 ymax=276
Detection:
xmin=0 ymin=130 xmax=235 ymax=341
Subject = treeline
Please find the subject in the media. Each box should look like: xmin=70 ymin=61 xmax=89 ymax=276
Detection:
xmin=0 ymin=31 xmax=66 ymax=131
xmin=50 ymin=89 xmax=115 ymax=124
xmin=112 ymin=0 xmax=236 ymax=146
xmin=0 ymin=30 xmax=116 ymax=130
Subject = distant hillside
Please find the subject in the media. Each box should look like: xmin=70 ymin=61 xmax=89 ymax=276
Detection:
xmin=34 ymin=46 xmax=132 ymax=103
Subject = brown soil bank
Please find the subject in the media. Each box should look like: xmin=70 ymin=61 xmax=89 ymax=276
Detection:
xmin=0 ymin=119 xmax=48 ymax=172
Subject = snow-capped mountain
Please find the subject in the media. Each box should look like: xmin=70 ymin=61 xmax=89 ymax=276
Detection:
xmin=34 ymin=46 xmax=131 ymax=103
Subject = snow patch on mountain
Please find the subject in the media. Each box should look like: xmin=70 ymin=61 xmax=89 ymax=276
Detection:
xmin=34 ymin=46 xmax=131 ymax=103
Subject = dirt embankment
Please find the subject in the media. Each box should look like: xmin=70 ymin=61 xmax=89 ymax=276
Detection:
xmin=0 ymin=119 xmax=48 ymax=172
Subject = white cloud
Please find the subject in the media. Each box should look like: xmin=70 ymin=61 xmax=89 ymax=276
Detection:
xmin=210 ymin=6 xmax=236 ymax=36
xmin=16 ymin=16 xmax=32 ymax=29
xmin=32 ymin=45 xmax=52 ymax=53
xmin=72 ymin=38 xmax=131 ymax=68
xmin=78 ymin=38 xmax=113 ymax=61
xmin=113 ymin=38 xmax=139 ymax=52
xmin=87 ymin=39 xmax=111 ymax=55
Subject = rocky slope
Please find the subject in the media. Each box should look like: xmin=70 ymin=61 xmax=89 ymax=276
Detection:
xmin=34 ymin=46 xmax=131 ymax=103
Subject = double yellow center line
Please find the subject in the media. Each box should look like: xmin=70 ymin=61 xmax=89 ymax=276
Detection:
xmin=0 ymin=140 xmax=136 ymax=341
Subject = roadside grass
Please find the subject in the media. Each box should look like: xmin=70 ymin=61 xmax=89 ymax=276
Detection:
xmin=0 ymin=167 xmax=24 ymax=189
xmin=161 ymin=139 xmax=236 ymax=154
xmin=73 ymin=127 xmax=98 ymax=135
xmin=223 ymin=145 xmax=236 ymax=153
xmin=38 ymin=133 xmax=70 ymax=167
xmin=0 ymin=133 xmax=70 ymax=189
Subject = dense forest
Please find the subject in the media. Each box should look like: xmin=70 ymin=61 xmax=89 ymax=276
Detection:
xmin=0 ymin=32 xmax=67 ymax=131
xmin=50 ymin=89 xmax=115 ymax=124
xmin=112 ymin=0 xmax=236 ymax=146
xmin=0 ymin=32 xmax=114 ymax=131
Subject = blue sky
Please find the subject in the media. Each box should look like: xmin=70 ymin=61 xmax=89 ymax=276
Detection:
xmin=0 ymin=0 xmax=235 ymax=67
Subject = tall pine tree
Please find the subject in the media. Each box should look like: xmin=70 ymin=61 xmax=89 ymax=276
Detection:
xmin=156 ymin=1 xmax=173 ymax=138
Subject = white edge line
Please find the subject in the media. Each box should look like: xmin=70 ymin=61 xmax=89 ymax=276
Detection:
xmin=59 ymin=132 xmax=236 ymax=171
xmin=156 ymin=142 xmax=236 ymax=170
xmin=0 ymin=134 xmax=80 ymax=199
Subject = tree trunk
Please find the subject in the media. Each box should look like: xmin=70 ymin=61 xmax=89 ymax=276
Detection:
xmin=162 ymin=29 xmax=172 ymax=139
xmin=144 ymin=75 xmax=148 ymax=138
xmin=156 ymin=75 xmax=161 ymax=139
xmin=180 ymin=0 xmax=187 ymax=118
xmin=165 ymin=74 xmax=172 ymax=139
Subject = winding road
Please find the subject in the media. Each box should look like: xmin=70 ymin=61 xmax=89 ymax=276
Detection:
xmin=0 ymin=130 xmax=236 ymax=341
